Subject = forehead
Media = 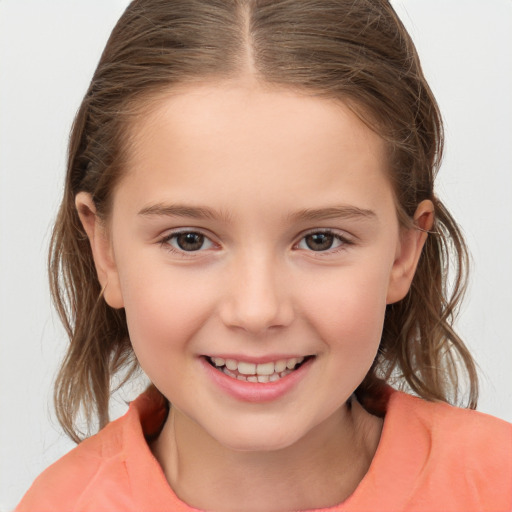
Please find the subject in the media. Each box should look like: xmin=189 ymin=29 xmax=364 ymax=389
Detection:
xmin=116 ymin=82 xmax=393 ymax=215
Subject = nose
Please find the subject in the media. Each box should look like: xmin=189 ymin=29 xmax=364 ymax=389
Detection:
xmin=218 ymin=252 xmax=294 ymax=334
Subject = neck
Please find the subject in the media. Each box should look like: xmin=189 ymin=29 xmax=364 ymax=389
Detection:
xmin=151 ymin=398 xmax=382 ymax=512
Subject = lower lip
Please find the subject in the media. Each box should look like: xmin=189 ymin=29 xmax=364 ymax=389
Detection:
xmin=201 ymin=357 xmax=313 ymax=403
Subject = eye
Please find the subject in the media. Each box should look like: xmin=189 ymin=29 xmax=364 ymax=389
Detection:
xmin=162 ymin=231 xmax=215 ymax=252
xmin=296 ymin=230 xmax=349 ymax=252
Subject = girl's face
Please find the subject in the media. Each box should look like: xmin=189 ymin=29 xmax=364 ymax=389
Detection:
xmin=80 ymin=82 xmax=428 ymax=452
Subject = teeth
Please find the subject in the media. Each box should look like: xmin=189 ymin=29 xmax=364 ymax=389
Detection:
xmin=213 ymin=355 xmax=308 ymax=382
xmin=225 ymin=359 xmax=238 ymax=371
xmin=286 ymin=358 xmax=297 ymax=369
xmin=274 ymin=360 xmax=287 ymax=373
xmin=238 ymin=361 xmax=257 ymax=375
xmin=256 ymin=362 xmax=275 ymax=375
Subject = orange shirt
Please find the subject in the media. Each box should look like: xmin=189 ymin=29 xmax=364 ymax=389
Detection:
xmin=16 ymin=386 xmax=512 ymax=512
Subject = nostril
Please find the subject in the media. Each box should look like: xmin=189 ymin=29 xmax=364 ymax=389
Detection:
xmin=218 ymin=299 xmax=294 ymax=334
xmin=217 ymin=264 xmax=294 ymax=333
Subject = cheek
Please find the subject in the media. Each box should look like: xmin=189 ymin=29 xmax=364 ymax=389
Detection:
xmin=299 ymin=262 xmax=390 ymax=352
xmin=117 ymin=261 xmax=217 ymax=370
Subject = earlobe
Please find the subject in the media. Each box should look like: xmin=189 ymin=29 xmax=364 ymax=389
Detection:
xmin=386 ymin=200 xmax=434 ymax=304
xmin=75 ymin=192 xmax=124 ymax=309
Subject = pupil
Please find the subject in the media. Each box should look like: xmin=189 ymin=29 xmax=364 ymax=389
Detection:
xmin=306 ymin=233 xmax=333 ymax=251
xmin=177 ymin=233 xmax=204 ymax=251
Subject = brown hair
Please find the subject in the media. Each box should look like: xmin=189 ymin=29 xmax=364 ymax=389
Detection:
xmin=50 ymin=0 xmax=478 ymax=442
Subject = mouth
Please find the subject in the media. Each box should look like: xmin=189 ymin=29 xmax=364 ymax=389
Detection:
xmin=206 ymin=355 xmax=313 ymax=383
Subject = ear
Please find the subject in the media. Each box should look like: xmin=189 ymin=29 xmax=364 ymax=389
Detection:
xmin=75 ymin=192 xmax=124 ymax=309
xmin=386 ymin=200 xmax=434 ymax=304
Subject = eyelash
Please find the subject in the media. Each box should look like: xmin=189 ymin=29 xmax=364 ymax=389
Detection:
xmin=294 ymin=229 xmax=353 ymax=255
xmin=159 ymin=230 xmax=216 ymax=257
xmin=158 ymin=228 xmax=353 ymax=257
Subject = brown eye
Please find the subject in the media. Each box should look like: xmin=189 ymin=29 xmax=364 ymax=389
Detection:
xmin=304 ymin=233 xmax=335 ymax=251
xmin=297 ymin=231 xmax=347 ymax=252
xmin=171 ymin=232 xmax=210 ymax=251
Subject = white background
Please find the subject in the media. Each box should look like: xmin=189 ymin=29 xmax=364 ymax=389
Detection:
xmin=1 ymin=1 xmax=511 ymax=509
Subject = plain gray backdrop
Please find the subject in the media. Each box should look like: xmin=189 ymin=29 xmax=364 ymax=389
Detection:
xmin=1 ymin=1 xmax=511 ymax=509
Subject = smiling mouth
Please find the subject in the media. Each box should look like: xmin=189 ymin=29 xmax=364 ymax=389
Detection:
xmin=206 ymin=356 xmax=312 ymax=383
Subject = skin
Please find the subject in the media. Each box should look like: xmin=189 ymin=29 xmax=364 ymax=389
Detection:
xmin=77 ymin=81 xmax=433 ymax=512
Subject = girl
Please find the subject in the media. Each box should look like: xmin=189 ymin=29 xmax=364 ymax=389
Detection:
xmin=15 ymin=0 xmax=512 ymax=511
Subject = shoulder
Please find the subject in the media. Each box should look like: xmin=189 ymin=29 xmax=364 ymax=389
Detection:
xmin=392 ymin=391 xmax=512 ymax=451
xmin=349 ymin=389 xmax=512 ymax=511
xmin=15 ymin=415 xmax=129 ymax=511
xmin=385 ymin=391 xmax=512 ymax=510
xmin=15 ymin=388 xmax=172 ymax=512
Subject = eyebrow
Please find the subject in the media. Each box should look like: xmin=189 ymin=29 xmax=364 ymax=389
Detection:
xmin=138 ymin=203 xmax=232 ymax=222
xmin=138 ymin=203 xmax=376 ymax=223
xmin=288 ymin=206 xmax=377 ymax=222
